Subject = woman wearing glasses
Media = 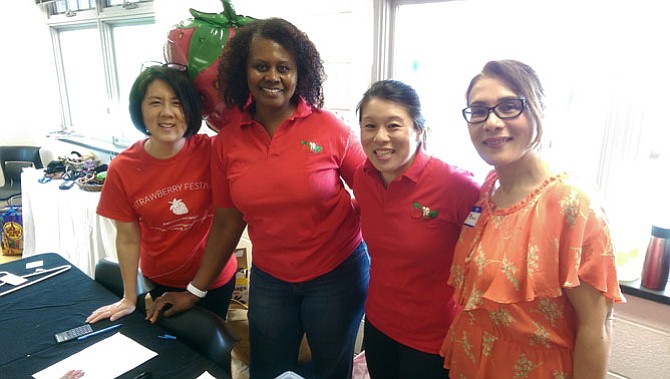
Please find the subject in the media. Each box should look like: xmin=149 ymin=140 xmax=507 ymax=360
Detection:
xmin=440 ymin=60 xmax=624 ymax=379
xmin=87 ymin=65 xmax=237 ymax=324
xmin=354 ymin=80 xmax=479 ymax=378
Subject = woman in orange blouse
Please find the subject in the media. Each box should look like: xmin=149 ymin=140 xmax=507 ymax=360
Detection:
xmin=440 ymin=60 xmax=625 ymax=379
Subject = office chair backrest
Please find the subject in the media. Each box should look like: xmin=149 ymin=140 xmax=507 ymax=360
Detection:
xmin=4 ymin=161 xmax=34 ymax=185
xmin=158 ymin=305 xmax=240 ymax=375
xmin=0 ymin=146 xmax=44 ymax=200
xmin=0 ymin=146 xmax=44 ymax=177
xmin=93 ymin=258 xmax=155 ymax=313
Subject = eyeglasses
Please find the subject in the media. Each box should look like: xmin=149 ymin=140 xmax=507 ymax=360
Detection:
xmin=140 ymin=61 xmax=188 ymax=73
xmin=462 ymin=98 xmax=526 ymax=124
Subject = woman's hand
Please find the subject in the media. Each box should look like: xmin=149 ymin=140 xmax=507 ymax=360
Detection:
xmin=85 ymin=298 xmax=136 ymax=324
xmin=145 ymin=291 xmax=199 ymax=324
xmin=61 ymin=369 xmax=85 ymax=379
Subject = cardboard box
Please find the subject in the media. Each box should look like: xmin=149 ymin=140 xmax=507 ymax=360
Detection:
xmin=234 ymin=248 xmax=251 ymax=269
xmin=232 ymin=268 xmax=249 ymax=304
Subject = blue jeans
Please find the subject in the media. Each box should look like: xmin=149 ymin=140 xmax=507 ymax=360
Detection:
xmin=248 ymin=242 xmax=370 ymax=379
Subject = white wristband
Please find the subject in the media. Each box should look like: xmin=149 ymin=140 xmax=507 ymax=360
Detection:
xmin=186 ymin=282 xmax=208 ymax=299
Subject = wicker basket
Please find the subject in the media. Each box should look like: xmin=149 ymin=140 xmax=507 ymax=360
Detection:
xmin=76 ymin=176 xmax=104 ymax=192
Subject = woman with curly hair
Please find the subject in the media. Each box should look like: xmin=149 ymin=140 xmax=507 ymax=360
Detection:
xmin=148 ymin=18 xmax=369 ymax=379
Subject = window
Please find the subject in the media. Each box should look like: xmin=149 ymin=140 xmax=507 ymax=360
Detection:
xmin=107 ymin=21 xmax=167 ymax=144
xmin=41 ymin=0 xmax=160 ymax=146
xmin=382 ymin=0 xmax=669 ymax=276
xmin=57 ymin=25 xmax=106 ymax=135
xmin=47 ymin=0 xmax=95 ymax=15
xmin=41 ymin=0 xmax=152 ymax=15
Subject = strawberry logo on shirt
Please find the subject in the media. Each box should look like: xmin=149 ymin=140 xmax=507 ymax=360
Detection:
xmin=412 ymin=201 xmax=438 ymax=220
xmin=301 ymin=140 xmax=322 ymax=153
xmin=169 ymin=198 xmax=189 ymax=215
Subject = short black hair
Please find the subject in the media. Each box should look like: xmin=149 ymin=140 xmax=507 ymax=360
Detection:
xmin=218 ymin=17 xmax=326 ymax=109
xmin=357 ymin=79 xmax=427 ymax=145
xmin=128 ymin=66 xmax=202 ymax=137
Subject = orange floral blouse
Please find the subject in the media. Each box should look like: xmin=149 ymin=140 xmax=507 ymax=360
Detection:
xmin=443 ymin=172 xmax=625 ymax=379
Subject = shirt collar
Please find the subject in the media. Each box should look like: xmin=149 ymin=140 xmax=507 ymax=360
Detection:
xmin=240 ymin=96 xmax=312 ymax=127
xmin=363 ymin=146 xmax=430 ymax=184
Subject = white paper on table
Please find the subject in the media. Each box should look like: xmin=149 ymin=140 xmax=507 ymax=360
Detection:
xmin=32 ymin=333 xmax=157 ymax=379
xmin=195 ymin=372 xmax=217 ymax=379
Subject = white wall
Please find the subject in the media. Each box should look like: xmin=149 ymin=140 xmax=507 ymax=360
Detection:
xmin=1 ymin=2 xmax=60 ymax=186
xmin=608 ymin=296 xmax=670 ymax=379
xmin=2 ymin=2 xmax=60 ymax=146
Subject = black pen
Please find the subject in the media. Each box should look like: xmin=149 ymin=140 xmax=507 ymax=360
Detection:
xmin=77 ymin=324 xmax=122 ymax=341
xmin=133 ymin=372 xmax=152 ymax=379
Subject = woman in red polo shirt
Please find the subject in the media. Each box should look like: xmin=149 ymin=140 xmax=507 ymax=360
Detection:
xmin=354 ymin=80 xmax=480 ymax=378
xmin=147 ymin=18 xmax=369 ymax=379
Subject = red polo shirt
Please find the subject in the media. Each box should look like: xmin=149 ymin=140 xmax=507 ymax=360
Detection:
xmin=353 ymin=148 xmax=480 ymax=354
xmin=212 ymin=98 xmax=365 ymax=282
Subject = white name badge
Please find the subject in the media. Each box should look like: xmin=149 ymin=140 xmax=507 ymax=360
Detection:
xmin=26 ymin=260 xmax=44 ymax=269
xmin=464 ymin=206 xmax=482 ymax=228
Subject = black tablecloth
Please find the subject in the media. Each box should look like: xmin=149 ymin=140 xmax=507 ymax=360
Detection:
xmin=0 ymin=253 xmax=230 ymax=379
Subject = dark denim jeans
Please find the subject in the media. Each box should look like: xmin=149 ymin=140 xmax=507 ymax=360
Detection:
xmin=248 ymin=241 xmax=370 ymax=379
xmin=363 ymin=320 xmax=449 ymax=379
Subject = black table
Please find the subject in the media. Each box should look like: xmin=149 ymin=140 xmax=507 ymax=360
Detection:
xmin=0 ymin=253 xmax=230 ymax=379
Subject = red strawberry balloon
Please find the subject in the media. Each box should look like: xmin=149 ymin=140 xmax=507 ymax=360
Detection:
xmin=165 ymin=0 xmax=256 ymax=132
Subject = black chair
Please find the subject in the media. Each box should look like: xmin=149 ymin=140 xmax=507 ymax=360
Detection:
xmin=94 ymin=257 xmax=155 ymax=313
xmin=93 ymin=258 xmax=239 ymax=375
xmin=157 ymin=305 xmax=240 ymax=375
xmin=0 ymin=146 xmax=44 ymax=203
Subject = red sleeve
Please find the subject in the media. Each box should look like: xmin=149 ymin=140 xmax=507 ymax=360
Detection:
xmin=338 ymin=125 xmax=366 ymax=189
xmin=210 ymin=131 xmax=234 ymax=208
xmin=96 ymin=157 xmax=137 ymax=222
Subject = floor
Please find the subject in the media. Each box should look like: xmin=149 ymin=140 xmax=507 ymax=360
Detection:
xmin=0 ymin=254 xmax=22 ymax=264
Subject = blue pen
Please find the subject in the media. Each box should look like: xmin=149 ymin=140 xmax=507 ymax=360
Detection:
xmin=77 ymin=324 xmax=122 ymax=341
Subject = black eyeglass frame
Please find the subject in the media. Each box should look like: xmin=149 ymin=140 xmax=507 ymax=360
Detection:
xmin=462 ymin=98 xmax=527 ymax=124
xmin=140 ymin=61 xmax=188 ymax=73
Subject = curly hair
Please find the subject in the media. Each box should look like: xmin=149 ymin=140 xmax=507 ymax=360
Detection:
xmin=218 ymin=18 xmax=326 ymax=109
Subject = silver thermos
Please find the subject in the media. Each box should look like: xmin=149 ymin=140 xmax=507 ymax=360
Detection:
xmin=640 ymin=225 xmax=670 ymax=291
